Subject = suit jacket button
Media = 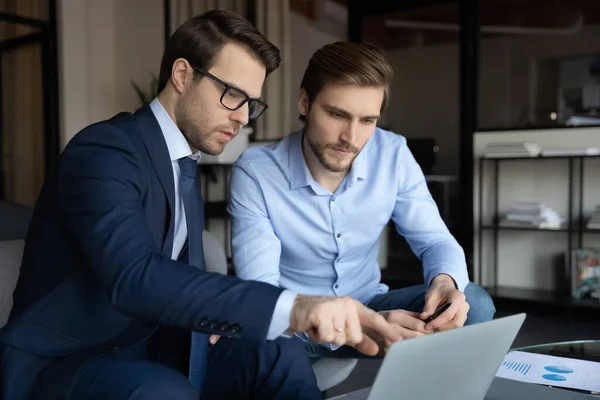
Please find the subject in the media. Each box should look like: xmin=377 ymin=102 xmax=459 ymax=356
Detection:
xmin=230 ymin=324 xmax=242 ymax=334
xmin=218 ymin=322 xmax=229 ymax=332
xmin=209 ymin=321 xmax=218 ymax=329
xmin=199 ymin=318 xmax=209 ymax=327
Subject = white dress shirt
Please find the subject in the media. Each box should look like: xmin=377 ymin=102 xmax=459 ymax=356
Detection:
xmin=149 ymin=98 xmax=295 ymax=340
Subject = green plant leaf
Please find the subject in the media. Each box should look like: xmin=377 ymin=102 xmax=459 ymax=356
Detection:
xmin=130 ymin=73 xmax=160 ymax=107
xmin=130 ymin=79 xmax=148 ymax=105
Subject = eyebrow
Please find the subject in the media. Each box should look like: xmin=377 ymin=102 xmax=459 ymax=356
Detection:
xmin=215 ymin=75 xmax=262 ymax=100
xmin=228 ymin=81 xmax=261 ymax=100
xmin=323 ymin=104 xmax=379 ymax=120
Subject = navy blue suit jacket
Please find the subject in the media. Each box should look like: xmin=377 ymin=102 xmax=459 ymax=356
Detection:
xmin=0 ymin=105 xmax=283 ymax=385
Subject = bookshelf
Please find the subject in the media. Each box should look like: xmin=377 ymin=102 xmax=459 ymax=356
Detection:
xmin=477 ymin=153 xmax=600 ymax=315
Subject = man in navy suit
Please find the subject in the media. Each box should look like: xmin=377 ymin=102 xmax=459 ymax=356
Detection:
xmin=0 ymin=10 xmax=402 ymax=400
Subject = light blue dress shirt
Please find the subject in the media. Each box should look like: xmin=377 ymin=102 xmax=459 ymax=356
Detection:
xmin=149 ymin=98 xmax=294 ymax=341
xmin=229 ymin=128 xmax=470 ymax=308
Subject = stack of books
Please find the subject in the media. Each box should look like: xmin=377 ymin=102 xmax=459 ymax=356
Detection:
xmin=483 ymin=142 xmax=541 ymax=158
xmin=588 ymin=205 xmax=600 ymax=230
xmin=502 ymin=202 xmax=564 ymax=229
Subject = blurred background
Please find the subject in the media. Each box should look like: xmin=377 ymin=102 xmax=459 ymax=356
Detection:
xmin=1 ymin=0 xmax=599 ymax=396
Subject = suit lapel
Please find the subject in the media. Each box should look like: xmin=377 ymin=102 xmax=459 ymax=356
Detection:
xmin=135 ymin=105 xmax=176 ymax=254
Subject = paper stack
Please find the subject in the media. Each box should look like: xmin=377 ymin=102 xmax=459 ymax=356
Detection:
xmin=483 ymin=142 xmax=541 ymax=158
xmin=502 ymin=202 xmax=564 ymax=229
xmin=541 ymin=147 xmax=600 ymax=157
xmin=588 ymin=205 xmax=600 ymax=230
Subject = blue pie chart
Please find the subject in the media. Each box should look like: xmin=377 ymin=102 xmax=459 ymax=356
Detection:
xmin=544 ymin=366 xmax=574 ymax=374
xmin=542 ymin=374 xmax=568 ymax=382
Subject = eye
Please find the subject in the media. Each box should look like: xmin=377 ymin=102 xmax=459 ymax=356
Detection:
xmin=330 ymin=111 xmax=344 ymax=119
xmin=362 ymin=119 xmax=376 ymax=125
xmin=226 ymin=90 xmax=240 ymax=99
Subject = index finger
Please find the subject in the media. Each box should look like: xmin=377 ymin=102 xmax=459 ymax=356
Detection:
xmin=358 ymin=305 xmax=403 ymax=343
xmin=386 ymin=310 xmax=429 ymax=333
xmin=345 ymin=303 xmax=363 ymax=346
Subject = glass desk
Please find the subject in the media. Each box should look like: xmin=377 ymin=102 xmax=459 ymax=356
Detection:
xmin=508 ymin=340 xmax=600 ymax=397
xmin=513 ymin=340 xmax=600 ymax=363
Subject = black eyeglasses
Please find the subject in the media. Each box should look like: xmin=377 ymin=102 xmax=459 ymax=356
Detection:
xmin=192 ymin=67 xmax=268 ymax=120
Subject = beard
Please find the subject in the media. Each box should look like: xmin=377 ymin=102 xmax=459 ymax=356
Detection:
xmin=175 ymin=99 xmax=238 ymax=156
xmin=304 ymin=120 xmax=359 ymax=173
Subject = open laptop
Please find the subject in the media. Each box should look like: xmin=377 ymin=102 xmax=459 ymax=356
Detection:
xmin=331 ymin=313 xmax=526 ymax=400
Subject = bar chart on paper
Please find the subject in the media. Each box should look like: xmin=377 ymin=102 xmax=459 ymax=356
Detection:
xmin=501 ymin=361 xmax=532 ymax=376
xmin=496 ymin=351 xmax=600 ymax=392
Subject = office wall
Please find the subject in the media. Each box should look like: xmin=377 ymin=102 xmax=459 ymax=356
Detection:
xmin=384 ymin=26 xmax=600 ymax=176
xmin=114 ymin=0 xmax=164 ymax=114
xmin=288 ymin=11 xmax=343 ymax=133
xmin=383 ymin=43 xmax=460 ymax=175
xmin=57 ymin=0 xmax=163 ymax=147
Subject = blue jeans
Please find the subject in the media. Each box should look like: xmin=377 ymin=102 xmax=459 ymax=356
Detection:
xmin=301 ymin=282 xmax=496 ymax=359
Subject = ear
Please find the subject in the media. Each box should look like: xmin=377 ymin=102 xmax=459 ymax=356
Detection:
xmin=170 ymin=58 xmax=193 ymax=94
xmin=298 ymin=89 xmax=310 ymax=118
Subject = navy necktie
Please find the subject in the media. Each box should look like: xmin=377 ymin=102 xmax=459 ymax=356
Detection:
xmin=177 ymin=156 xmax=208 ymax=391
xmin=177 ymin=157 xmax=206 ymax=270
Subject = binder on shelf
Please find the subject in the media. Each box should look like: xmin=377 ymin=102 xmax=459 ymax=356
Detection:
xmin=587 ymin=205 xmax=600 ymax=230
xmin=568 ymin=248 xmax=600 ymax=301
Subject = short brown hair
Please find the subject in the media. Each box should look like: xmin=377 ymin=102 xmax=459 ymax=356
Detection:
xmin=299 ymin=41 xmax=393 ymax=122
xmin=158 ymin=10 xmax=280 ymax=93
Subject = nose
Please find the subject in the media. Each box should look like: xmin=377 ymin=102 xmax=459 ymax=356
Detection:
xmin=339 ymin=120 xmax=358 ymax=144
xmin=230 ymin=102 xmax=249 ymax=126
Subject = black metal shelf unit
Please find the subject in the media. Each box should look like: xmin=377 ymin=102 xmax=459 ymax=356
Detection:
xmin=477 ymin=154 xmax=600 ymax=312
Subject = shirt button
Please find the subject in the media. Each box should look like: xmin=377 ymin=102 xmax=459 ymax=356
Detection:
xmin=331 ymin=197 xmax=336 ymax=202
xmin=337 ymin=233 xmax=342 ymax=238
xmin=334 ymin=284 xmax=340 ymax=289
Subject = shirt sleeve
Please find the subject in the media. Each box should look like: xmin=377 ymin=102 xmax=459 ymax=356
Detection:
xmin=229 ymin=161 xmax=297 ymax=340
xmin=228 ymin=161 xmax=282 ymax=287
xmin=266 ymin=289 xmax=297 ymax=340
xmin=391 ymin=140 xmax=470 ymax=292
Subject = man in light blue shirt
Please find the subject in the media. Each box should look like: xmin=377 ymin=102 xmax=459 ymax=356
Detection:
xmin=229 ymin=41 xmax=495 ymax=357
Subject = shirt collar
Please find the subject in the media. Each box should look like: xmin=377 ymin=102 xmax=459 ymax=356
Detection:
xmin=288 ymin=130 xmax=313 ymax=190
xmin=149 ymin=98 xmax=201 ymax=162
xmin=288 ymin=129 xmax=369 ymax=192
xmin=346 ymin=139 xmax=369 ymax=186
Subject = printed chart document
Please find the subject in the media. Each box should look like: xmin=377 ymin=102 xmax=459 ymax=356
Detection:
xmin=496 ymin=351 xmax=600 ymax=393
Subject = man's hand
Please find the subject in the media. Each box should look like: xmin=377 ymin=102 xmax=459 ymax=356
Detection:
xmin=209 ymin=335 xmax=220 ymax=345
xmin=380 ymin=310 xmax=432 ymax=337
xmin=289 ymin=295 xmax=403 ymax=356
xmin=420 ymin=274 xmax=469 ymax=332
xmin=364 ymin=310 xmax=433 ymax=355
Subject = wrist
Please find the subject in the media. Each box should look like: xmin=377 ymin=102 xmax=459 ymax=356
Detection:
xmin=292 ymin=294 xmax=307 ymax=308
xmin=289 ymin=294 xmax=307 ymax=331
xmin=432 ymin=273 xmax=457 ymax=289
